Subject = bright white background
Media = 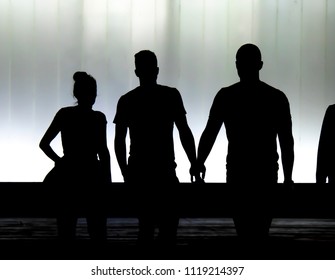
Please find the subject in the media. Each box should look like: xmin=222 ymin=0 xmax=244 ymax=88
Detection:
xmin=0 ymin=0 xmax=334 ymax=183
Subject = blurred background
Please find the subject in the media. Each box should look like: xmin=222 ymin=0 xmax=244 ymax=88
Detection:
xmin=0 ymin=0 xmax=334 ymax=183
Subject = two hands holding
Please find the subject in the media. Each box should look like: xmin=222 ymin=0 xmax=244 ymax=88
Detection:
xmin=121 ymin=163 xmax=206 ymax=184
xmin=189 ymin=161 xmax=295 ymax=186
xmin=190 ymin=161 xmax=206 ymax=184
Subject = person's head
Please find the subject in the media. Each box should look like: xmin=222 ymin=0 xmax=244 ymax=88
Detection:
xmin=73 ymin=71 xmax=97 ymax=107
xmin=134 ymin=50 xmax=159 ymax=85
xmin=235 ymin=43 xmax=263 ymax=82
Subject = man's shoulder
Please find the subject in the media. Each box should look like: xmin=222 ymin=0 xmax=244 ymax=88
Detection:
xmin=120 ymin=85 xmax=179 ymax=97
xmin=116 ymin=88 xmax=141 ymax=107
xmin=218 ymin=82 xmax=240 ymax=92
xmin=59 ymin=106 xmax=75 ymax=111
xmin=260 ymin=81 xmax=285 ymax=95
xmin=156 ymin=84 xmax=180 ymax=95
xmin=92 ymin=110 xmax=107 ymax=119
xmin=158 ymin=84 xmax=177 ymax=89
xmin=325 ymin=104 xmax=335 ymax=117
xmin=215 ymin=83 xmax=240 ymax=99
xmin=120 ymin=87 xmax=140 ymax=98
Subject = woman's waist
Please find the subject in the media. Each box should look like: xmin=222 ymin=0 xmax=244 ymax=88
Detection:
xmin=62 ymin=153 xmax=99 ymax=163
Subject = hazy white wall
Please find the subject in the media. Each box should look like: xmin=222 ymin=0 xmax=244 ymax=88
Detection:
xmin=0 ymin=0 xmax=334 ymax=182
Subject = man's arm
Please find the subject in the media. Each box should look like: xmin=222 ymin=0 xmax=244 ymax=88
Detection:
xmin=175 ymin=115 xmax=198 ymax=182
xmin=97 ymin=117 xmax=112 ymax=183
xmin=279 ymin=133 xmax=294 ymax=184
xmin=278 ymin=97 xmax=295 ymax=184
xmin=114 ymin=123 xmax=129 ymax=182
xmin=197 ymin=117 xmax=223 ymax=180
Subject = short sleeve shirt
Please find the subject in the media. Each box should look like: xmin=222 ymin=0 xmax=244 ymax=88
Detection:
xmin=113 ymin=84 xmax=186 ymax=168
xmin=209 ymin=81 xmax=292 ymax=172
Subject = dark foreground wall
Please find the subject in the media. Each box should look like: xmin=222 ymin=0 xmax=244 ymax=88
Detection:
xmin=0 ymin=183 xmax=334 ymax=218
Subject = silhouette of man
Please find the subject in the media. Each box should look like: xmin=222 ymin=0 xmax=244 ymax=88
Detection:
xmin=196 ymin=43 xmax=294 ymax=240
xmin=40 ymin=71 xmax=111 ymax=242
xmin=316 ymin=104 xmax=335 ymax=183
xmin=113 ymin=50 xmax=198 ymax=247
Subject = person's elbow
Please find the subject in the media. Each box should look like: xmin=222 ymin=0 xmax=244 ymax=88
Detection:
xmin=39 ymin=138 xmax=48 ymax=152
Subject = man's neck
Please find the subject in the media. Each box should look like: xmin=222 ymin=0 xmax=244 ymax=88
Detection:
xmin=240 ymin=77 xmax=261 ymax=86
xmin=139 ymin=79 xmax=157 ymax=87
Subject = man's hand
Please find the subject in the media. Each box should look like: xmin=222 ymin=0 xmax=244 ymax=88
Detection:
xmin=190 ymin=162 xmax=206 ymax=183
xmin=283 ymin=178 xmax=294 ymax=191
xmin=121 ymin=166 xmax=130 ymax=183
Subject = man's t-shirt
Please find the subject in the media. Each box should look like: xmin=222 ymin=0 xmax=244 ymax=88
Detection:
xmin=209 ymin=81 xmax=292 ymax=181
xmin=113 ymin=84 xmax=186 ymax=172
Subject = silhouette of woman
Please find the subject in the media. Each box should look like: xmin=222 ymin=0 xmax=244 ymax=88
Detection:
xmin=39 ymin=71 xmax=111 ymax=242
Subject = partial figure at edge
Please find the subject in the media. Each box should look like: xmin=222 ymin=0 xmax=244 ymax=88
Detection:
xmin=316 ymin=104 xmax=335 ymax=184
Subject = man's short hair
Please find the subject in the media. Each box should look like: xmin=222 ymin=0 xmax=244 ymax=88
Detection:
xmin=135 ymin=50 xmax=158 ymax=69
xmin=236 ymin=43 xmax=262 ymax=62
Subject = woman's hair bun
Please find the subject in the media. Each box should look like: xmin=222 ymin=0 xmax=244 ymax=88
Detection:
xmin=73 ymin=71 xmax=88 ymax=82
